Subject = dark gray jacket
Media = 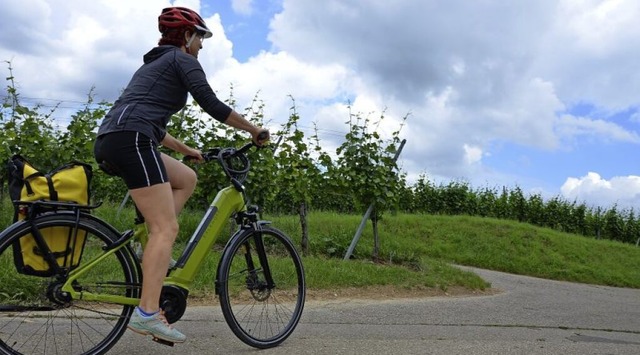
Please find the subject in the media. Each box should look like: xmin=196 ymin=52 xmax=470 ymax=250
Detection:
xmin=97 ymin=45 xmax=232 ymax=144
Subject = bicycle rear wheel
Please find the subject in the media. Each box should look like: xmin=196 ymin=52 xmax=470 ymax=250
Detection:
xmin=217 ymin=226 xmax=305 ymax=349
xmin=0 ymin=212 xmax=140 ymax=355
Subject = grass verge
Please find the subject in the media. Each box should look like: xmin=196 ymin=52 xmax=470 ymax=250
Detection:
xmin=2 ymin=198 xmax=639 ymax=300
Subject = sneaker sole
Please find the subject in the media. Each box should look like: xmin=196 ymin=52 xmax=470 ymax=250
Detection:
xmin=127 ymin=325 xmax=186 ymax=343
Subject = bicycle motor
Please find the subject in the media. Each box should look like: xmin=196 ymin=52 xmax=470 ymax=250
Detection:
xmin=159 ymin=284 xmax=188 ymax=324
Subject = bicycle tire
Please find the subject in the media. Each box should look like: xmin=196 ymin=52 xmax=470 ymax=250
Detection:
xmin=217 ymin=226 xmax=305 ymax=349
xmin=0 ymin=212 xmax=140 ymax=355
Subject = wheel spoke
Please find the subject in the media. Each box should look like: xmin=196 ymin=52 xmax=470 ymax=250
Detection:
xmin=0 ymin=214 xmax=138 ymax=354
xmin=218 ymin=227 xmax=305 ymax=348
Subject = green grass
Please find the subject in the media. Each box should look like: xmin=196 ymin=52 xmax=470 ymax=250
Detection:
xmin=264 ymin=212 xmax=640 ymax=289
xmin=176 ymin=210 xmax=640 ymax=294
xmin=2 ymin=198 xmax=639 ymax=299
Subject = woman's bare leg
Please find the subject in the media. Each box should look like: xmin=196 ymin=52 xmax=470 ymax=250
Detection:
xmin=129 ymin=183 xmax=177 ymax=313
xmin=161 ymin=153 xmax=197 ymax=215
xmin=131 ymin=154 xmax=197 ymax=313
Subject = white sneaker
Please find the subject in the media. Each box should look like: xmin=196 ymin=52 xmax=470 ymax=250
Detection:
xmin=128 ymin=308 xmax=186 ymax=343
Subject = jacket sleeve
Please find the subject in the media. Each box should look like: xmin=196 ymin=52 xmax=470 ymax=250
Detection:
xmin=175 ymin=53 xmax=232 ymax=123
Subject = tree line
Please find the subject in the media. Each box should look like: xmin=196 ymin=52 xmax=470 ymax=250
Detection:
xmin=1 ymin=63 xmax=638 ymax=247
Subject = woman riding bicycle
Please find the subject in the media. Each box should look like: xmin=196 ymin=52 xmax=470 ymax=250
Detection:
xmin=93 ymin=6 xmax=269 ymax=344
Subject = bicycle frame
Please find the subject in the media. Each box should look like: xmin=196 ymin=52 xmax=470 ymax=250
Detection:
xmin=61 ymin=184 xmax=247 ymax=306
xmin=167 ymin=185 xmax=245 ymax=287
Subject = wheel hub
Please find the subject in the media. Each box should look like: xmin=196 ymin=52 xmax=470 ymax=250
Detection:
xmin=46 ymin=282 xmax=72 ymax=306
xmin=246 ymin=277 xmax=271 ymax=301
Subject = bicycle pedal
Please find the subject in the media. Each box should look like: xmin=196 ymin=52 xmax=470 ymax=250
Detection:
xmin=152 ymin=337 xmax=175 ymax=347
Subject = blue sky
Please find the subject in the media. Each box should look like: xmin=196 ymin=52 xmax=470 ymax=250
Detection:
xmin=1 ymin=0 xmax=640 ymax=209
xmin=200 ymin=0 xmax=280 ymax=61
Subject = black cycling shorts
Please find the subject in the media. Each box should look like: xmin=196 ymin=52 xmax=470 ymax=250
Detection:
xmin=94 ymin=131 xmax=168 ymax=189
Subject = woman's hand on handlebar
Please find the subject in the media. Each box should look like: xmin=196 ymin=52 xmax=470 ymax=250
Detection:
xmin=252 ymin=129 xmax=270 ymax=147
xmin=184 ymin=147 xmax=204 ymax=163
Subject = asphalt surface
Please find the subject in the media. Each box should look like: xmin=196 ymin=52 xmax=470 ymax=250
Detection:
xmin=110 ymin=267 xmax=640 ymax=354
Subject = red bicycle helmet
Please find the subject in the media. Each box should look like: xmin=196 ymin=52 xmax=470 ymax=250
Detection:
xmin=158 ymin=7 xmax=212 ymax=38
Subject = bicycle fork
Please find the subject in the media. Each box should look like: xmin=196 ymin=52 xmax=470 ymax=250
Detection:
xmin=249 ymin=230 xmax=276 ymax=290
xmin=215 ymin=211 xmax=275 ymax=296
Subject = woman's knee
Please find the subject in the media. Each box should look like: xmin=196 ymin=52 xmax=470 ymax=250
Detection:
xmin=183 ymin=166 xmax=197 ymax=191
xmin=148 ymin=219 xmax=180 ymax=242
xmin=162 ymin=154 xmax=198 ymax=192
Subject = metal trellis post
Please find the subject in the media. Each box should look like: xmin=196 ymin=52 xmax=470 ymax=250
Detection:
xmin=343 ymin=139 xmax=406 ymax=260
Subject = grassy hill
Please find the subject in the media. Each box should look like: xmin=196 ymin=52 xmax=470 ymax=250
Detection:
xmin=264 ymin=212 xmax=640 ymax=291
xmin=2 ymin=198 xmax=639 ymax=297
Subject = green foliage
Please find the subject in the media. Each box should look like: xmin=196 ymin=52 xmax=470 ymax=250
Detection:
xmin=166 ymin=101 xmax=235 ymax=208
xmin=0 ymin=61 xmax=58 ymax=169
xmin=2 ymin=61 xmax=640 ymax=250
xmin=54 ymin=89 xmax=104 ymax=165
xmin=334 ymin=107 xmax=405 ymax=218
xmin=0 ymin=61 xmax=123 ymax=203
xmin=272 ymin=97 xmax=318 ymax=214
xmin=410 ymin=179 xmax=640 ymax=245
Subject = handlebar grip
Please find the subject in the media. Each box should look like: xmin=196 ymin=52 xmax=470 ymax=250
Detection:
xmin=257 ymin=131 xmax=269 ymax=142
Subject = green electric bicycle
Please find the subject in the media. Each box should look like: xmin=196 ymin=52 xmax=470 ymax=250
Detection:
xmin=0 ymin=139 xmax=306 ymax=354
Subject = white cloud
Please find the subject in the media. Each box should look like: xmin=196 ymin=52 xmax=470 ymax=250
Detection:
xmin=231 ymin=0 xmax=254 ymax=16
xmin=538 ymin=0 xmax=640 ymax=108
xmin=2 ymin=0 xmax=640 ymax=209
xmin=268 ymin=0 xmax=640 ymax=184
xmin=561 ymin=172 xmax=640 ymax=208
xmin=559 ymin=0 xmax=640 ymax=55
xmin=207 ymin=51 xmax=352 ymax=128
xmin=0 ymin=0 xmax=174 ymax=101
xmin=463 ymin=144 xmax=483 ymax=165
xmin=556 ymin=115 xmax=640 ymax=144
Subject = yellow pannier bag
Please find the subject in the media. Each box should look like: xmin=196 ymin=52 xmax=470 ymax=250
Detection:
xmin=7 ymin=155 xmax=92 ymax=277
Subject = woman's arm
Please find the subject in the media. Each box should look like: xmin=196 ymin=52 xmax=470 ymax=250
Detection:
xmin=224 ymin=110 xmax=270 ymax=145
xmin=161 ymin=132 xmax=203 ymax=159
xmin=177 ymin=57 xmax=269 ymax=144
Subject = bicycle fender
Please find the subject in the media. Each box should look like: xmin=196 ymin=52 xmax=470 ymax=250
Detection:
xmin=0 ymin=218 xmax=33 ymax=241
xmin=214 ymin=226 xmax=257 ymax=295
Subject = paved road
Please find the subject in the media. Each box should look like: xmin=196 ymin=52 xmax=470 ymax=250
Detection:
xmin=111 ymin=267 xmax=640 ymax=354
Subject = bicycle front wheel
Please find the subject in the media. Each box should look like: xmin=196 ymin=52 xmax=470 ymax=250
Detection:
xmin=217 ymin=226 xmax=305 ymax=349
xmin=0 ymin=212 xmax=140 ymax=355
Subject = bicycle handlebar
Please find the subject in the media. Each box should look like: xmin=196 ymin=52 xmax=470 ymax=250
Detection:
xmin=184 ymin=131 xmax=270 ymax=184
